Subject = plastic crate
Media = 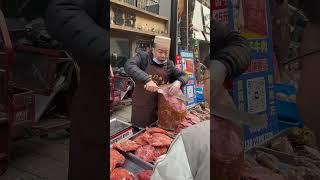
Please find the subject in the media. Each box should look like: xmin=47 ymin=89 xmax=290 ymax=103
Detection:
xmin=274 ymin=84 xmax=303 ymax=123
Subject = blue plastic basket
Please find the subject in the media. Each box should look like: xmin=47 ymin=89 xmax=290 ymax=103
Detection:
xmin=196 ymin=87 xmax=205 ymax=103
xmin=278 ymin=120 xmax=304 ymax=131
xmin=274 ymin=84 xmax=303 ymax=123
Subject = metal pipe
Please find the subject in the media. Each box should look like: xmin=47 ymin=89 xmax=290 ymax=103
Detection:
xmin=186 ymin=0 xmax=189 ymax=50
xmin=170 ymin=0 xmax=178 ymax=63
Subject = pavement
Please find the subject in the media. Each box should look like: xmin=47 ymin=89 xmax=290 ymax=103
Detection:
xmin=1 ymin=105 xmax=132 ymax=180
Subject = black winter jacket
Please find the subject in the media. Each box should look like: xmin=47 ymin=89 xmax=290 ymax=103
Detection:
xmin=124 ymin=50 xmax=188 ymax=85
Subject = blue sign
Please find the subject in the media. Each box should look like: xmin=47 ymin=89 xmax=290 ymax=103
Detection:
xmin=180 ymin=50 xmax=197 ymax=109
xmin=223 ymin=0 xmax=278 ymax=149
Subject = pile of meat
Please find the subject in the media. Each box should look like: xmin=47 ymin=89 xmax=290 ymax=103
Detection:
xmin=243 ymin=127 xmax=320 ymax=180
xmin=157 ymin=86 xmax=187 ymax=131
xmin=189 ymin=103 xmax=210 ymax=122
xmin=174 ymin=113 xmax=201 ymax=134
xmin=157 ymin=85 xmax=204 ymax=133
xmin=114 ymin=127 xmax=173 ymax=164
xmin=110 ymin=148 xmax=153 ymax=180
xmin=110 ymin=148 xmax=135 ymax=180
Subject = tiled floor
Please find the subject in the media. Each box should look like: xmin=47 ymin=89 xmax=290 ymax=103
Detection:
xmin=2 ymin=105 xmax=132 ymax=180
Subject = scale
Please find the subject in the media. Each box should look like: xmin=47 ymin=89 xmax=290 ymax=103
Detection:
xmin=110 ymin=118 xmax=137 ymax=145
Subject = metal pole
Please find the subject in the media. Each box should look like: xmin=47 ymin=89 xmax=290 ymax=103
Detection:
xmin=170 ymin=0 xmax=178 ymax=63
xmin=186 ymin=0 xmax=189 ymax=50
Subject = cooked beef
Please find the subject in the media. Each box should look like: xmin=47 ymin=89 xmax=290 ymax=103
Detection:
xmin=157 ymin=86 xmax=187 ymax=131
xmin=270 ymin=137 xmax=294 ymax=154
xmin=241 ymin=166 xmax=285 ymax=180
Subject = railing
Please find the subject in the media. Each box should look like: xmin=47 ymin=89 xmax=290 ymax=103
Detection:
xmin=119 ymin=0 xmax=160 ymax=15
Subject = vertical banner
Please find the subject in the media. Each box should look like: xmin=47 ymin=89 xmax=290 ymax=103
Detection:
xmin=212 ymin=0 xmax=278 ymax=149
xmin=180 ymin=50 xmax=197 ymax=109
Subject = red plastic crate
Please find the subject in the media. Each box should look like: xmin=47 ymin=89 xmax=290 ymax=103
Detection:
xmin=9 ymin=87 xmax=35 ymax=138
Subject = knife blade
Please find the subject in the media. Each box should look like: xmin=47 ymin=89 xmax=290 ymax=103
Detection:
xmin=212 ymin=104 xmax=267 ymax=128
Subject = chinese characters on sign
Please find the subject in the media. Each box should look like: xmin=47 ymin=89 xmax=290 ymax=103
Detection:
xmin=112 ymin=7 xmax=136 ymax=28
xmin=212 ymin=0 xmax=227 ymax=10
xmin=212 ymin=9 xmax=229 ymax=25
xmin=248 ymin=39 xmax=268 ymax=54
xmin=180 ymin=50 xmax=196 ymax=108
xmin=242 ymin=0 xmax=268 ymax=37
xmin=245 ymin=59 xmax=269 ymax=74
xmin=237 ymin=80 xmax=245 ymax=111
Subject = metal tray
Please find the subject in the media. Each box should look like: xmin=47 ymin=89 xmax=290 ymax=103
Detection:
xmin=110 ymin=118 xmax=132 ymax=137
xmin=122 ymin=151 xmax=153 ymax=179
xmin=125 ymin=127 xmax=176 ymax=168
xmin=127 ymin=130 xmax=155 ymax=167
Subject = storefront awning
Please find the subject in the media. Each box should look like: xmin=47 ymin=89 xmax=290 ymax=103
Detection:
xmin=193 ymin=30 xmax=206 ymax=41
xmin=192 ymin=1 xmax=210 ymax=42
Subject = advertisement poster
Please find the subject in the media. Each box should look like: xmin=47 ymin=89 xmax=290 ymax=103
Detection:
xmin=180 ymin=50 xmax=197 ymax=109
xmin=212 ymin=0 xmax=278 ymax=149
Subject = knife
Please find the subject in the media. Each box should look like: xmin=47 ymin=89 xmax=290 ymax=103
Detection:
xmin=212 ymin=104 xmax=267 ymax=128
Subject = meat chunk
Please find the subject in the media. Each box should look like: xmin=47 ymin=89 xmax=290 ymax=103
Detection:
xmin=110 ymin=149 xmax=125 ymax=171
xmin=185 ymin=113 xmax=201 ymax=124
xmin=114 ymin=140 xmax=141 ymax=152
xmin=133 ymin=132 xmax=152 ymax=146
xmin=110 ymin=168 xmax=134 ymax=180
xmin=270 ymin=137 xmax=294 ymax=154
xmin=147 ymin=133 xmax=173 ymax=147
xmin=110 ymin=158 xmax=116 ymax=172
xmin=242 ymin=166 xmax=285 ymax=180
xmin=154 ymin=146 xmax=168 ymax=160
xmin=135 ymin=145 xmax=156 ymax=162
xmin=146 ymin=127 xmax=167 ymax=134
xmin=137 ymin=170 xmax=153 ymax=180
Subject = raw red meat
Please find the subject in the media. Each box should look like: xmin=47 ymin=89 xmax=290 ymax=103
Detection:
xmin=154 ymin=146 xmax=168 ymax=159
xmin=110 ymin=149 xmax=125 ymax=171
xmin=135 ymin=145 xmax=156 ymax=162
xmin=148 ymin=133 xmax=173 ymax=147
xmin=185 ymin=113 xmax=201 ymax=124
xmin=180 ymin=121 xmax=193 ymax=127
xmin=137 ymin=170 xmax=153 ymax=180
xmin=133 ymin=132 xmax=152 ymax=146
xmin=110 ymin=158 xmax=116 ymax=172
xmin=146 ymin=127 xmax=167 ymax=134
xmin=114 ymin=140 xmax=141 ymax=152
xmin=110 ymin=168 xmax=134 ymax=180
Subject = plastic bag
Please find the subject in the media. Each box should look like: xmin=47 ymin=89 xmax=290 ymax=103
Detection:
xmin=157 ymin=85 xmax=187 ymax=131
